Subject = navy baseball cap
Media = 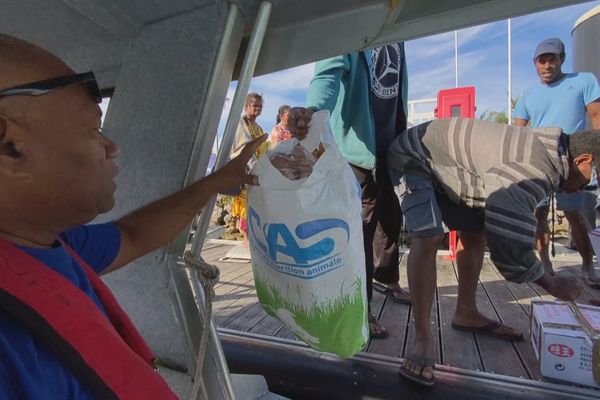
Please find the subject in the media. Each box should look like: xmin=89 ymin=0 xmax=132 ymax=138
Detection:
xmin=533 ymin=38 xmax=565 ymax=61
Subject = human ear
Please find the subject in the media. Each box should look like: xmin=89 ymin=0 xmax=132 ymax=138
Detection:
xmin=573 ymin=153 xmax=593 ymax=166
xmin=0 ymin=115 xmax=27 ymax=176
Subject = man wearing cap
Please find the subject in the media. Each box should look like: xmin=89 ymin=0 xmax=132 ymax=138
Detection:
xmin=0 ymin=33 xmax=265 ymax=399
xmin=514 ymin=37 xmax=600 ymax=287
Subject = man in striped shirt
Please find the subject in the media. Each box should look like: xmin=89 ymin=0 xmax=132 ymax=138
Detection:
xmin=388 ymin=118 xmax=590 ymax=386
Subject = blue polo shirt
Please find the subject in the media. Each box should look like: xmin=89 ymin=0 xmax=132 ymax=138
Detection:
xmin=0 ymin=223 xmax=121 ymax=400
xmin=513 ymin=72 xmax=600 ymax=134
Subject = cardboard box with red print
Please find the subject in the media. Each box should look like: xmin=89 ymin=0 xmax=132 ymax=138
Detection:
xmin=530 ymin=300 xmax=600 ymax=388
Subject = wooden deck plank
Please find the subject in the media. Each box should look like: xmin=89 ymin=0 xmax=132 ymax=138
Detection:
xmin=201 ymin=243 xmax=291 ymax=337
xmin=437 ymin=258 xmax=482 ymax=370
xmin=203 ymin=253 xmax=254 ymax=284
xmin=214 ymin=290 xmax=258 ymax=325
xmin=218 ymin=301 xmax=263 ymax=328
xmin=213 ymin=266 xmax=253 ymax=290
xmin=201 ymin=243 xmax=231 ymax=259
xmin=194 ymin=243 xmax=252 ymax=279
xmin=275 ymin=326 xmax=300 ymax=340
xmin=214 ymin=273 xmax=261 ymax=326
xmin=366 ymin=255 xmax=411 ymax=357
xmin=205 ymin=242 xmax=598 ymax=384
xmin=475 ymin=259 xmax=528 ymax=378
xmin=249 ymin=314 xmax=285 ymax=336
xmin=213 ymin=263 xmax=253 ymax=286
xmin=212 ymin=269 xmax=255 ymax=316
xmin=485 ymin=258 xmax=547 ymax=380
xmin=403 ymin=256 xmax=441 ymax=363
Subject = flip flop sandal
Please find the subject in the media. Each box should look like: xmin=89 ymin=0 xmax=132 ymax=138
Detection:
xmin=368 ymin=313 xmax=388 ymax=339
xmin=399 ymin=352 xmax=435 ymax=387
xmin=589 ymin=299 xmax=600 ymax=307
xmin=452 ymin=321 xmax=524 ymax=341
xmin=373 ymin=282 xmax=411 ymax=305
xmin=584 ymin=277 xmax=600 ymax=290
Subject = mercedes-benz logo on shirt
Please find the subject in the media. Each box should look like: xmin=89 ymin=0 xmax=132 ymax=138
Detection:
xmin=370 ymin=44 xmax=401 ymax=99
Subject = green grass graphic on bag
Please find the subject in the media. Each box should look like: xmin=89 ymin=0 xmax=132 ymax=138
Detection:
xmin=254 ymin=272 xmax=367 ymax=357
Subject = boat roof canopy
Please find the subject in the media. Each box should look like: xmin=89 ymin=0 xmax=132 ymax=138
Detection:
xmin=0 ymin=0 xmax=589 ymax=86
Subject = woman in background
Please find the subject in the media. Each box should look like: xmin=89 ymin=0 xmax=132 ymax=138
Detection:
xmin=270 ymin=104 xmax=292 ymax=143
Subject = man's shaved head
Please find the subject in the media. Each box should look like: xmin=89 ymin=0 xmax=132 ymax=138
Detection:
xmin=0 ymin=34 xmax=119 ymax=245
xmin=0 ymin=34 xmax=71 ymax=91
xmin=0 ymin=34 xmax=74 ymax=122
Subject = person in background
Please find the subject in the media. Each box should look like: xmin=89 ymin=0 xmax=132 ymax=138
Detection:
xmin=514 ymin=37 xmax=600 ymax=288
xmin=388 ymin=118 xmax=585 ymax=386
xmin=270 ymin=104 xmax=292 ymax=143
xmin=230 ymin=93 xmax=270 ymax=245
xmin=0 ymin=33 xmax=266 ymax=399
xmin=306 ymin=43 xmax=410 ymax=339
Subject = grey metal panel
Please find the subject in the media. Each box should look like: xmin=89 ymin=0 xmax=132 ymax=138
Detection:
xmin=101 ymin=266 xmax=185 ymax=363
xmin=248 ymin=1 xmax=389 ymax=78
xmin=166 ymin=0 xmax=248 ymax=257
xmin=0 ymin=0 xmax=126 ymax=76
xmin=573 ymin=8 xmax=600 ymax=78
xmin=92 ymin=0 xmax=215 ymax=27
xmin=97 ymin=2 xmax=231 ymax=368
xmin=59 ymin=0 xmax=141 ymax=38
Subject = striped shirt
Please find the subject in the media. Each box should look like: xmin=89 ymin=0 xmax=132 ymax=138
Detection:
xmin=388 ymin=118 xmax=569 ymax=283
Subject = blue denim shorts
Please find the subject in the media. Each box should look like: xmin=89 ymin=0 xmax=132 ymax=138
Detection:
xmin=536 ymin=192 xmax=587 ymax=212
xmin=392 ymin=172 xmax=484 ymax=238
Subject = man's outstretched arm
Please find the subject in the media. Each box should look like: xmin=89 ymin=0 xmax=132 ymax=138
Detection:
xmin=104 ymin=135 xmax=267 ymax=273
xmin=484 ymin=174 xmax=581 ymax=300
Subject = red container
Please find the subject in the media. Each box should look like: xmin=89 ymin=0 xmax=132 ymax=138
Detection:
xmin=435 ymin=87 xmax=476 ymax=260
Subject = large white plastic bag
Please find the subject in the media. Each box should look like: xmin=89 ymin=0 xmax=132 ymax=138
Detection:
xmin=247 ymin=110 xmax=368 ymax=357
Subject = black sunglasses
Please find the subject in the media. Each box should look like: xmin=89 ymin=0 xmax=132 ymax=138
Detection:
xmin=0 ymin=72 xmax=102 ymax=104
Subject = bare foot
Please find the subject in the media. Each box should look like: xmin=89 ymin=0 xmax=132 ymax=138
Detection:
xmin=536 ymin=274 xmax=581 ymax=301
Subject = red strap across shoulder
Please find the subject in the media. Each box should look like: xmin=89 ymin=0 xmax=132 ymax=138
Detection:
xmin=59 ymin=239 xmax=155 ymax=364
xmin=0 ymin=239 xmax=177 ymax=400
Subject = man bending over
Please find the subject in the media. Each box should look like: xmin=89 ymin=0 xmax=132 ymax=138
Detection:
xmin=388 ymin=118 xmax=586 ymax=386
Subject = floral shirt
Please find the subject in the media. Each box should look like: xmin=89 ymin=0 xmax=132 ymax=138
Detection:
xmin=270 ymin=123 xmax=293 ymax=143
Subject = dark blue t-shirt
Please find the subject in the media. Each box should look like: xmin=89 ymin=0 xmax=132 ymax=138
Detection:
xmin=367 ymin=43 xmax=406 ymax=153
xmin=0 ymin=223 xmax=121 ymax=400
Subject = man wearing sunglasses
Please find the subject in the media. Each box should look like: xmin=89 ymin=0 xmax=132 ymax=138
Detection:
xmin=0 ymin=34 xmax=266 ymax=399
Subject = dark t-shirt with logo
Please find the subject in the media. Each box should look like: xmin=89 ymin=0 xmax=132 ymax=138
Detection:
xmin=367 ymin=43 xmax=405 ymax=153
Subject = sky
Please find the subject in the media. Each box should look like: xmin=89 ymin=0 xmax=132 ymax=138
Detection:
xmin=217 ymin=0 xmax=600 ymax=140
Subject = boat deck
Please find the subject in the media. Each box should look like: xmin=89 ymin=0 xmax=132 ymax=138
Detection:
xmin=203 ymin=239 xmax=600 ymax=384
